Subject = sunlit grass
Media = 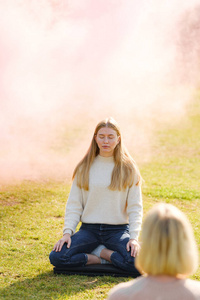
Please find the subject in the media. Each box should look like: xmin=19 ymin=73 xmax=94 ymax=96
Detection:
xmin=0 ymin=97 xmax=200 ymax=299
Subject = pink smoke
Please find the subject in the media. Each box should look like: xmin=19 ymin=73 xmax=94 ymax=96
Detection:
xmin=0 ymin=0 xmax=200 ymax=183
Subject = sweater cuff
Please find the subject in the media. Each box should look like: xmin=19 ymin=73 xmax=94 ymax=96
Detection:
xmin=130 ymin=233 xmax=139 ymax=241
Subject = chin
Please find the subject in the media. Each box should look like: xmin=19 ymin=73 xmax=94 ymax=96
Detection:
xmin=102 ymin=149 xmax=110 ymax=153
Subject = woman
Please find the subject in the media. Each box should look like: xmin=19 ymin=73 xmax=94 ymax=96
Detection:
xmin=108 ymin=203 xmax=200 ymax=299
xmin=49 ymin=117 xmax=142 ymax=275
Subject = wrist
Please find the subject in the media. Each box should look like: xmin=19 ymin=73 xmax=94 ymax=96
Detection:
xmin=63 ymin=232 xmax=71 ymax=237
xmin=63 ymin=229 xmax=72 ymax=236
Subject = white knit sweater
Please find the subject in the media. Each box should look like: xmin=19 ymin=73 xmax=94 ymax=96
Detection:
xmin=63 ymin=155 xmax=143 ymax=240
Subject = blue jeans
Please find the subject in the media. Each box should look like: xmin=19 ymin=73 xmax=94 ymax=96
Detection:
xmin=49 ymin=223 xmax=141 ymax=275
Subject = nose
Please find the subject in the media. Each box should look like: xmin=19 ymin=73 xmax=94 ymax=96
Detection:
xmin=104 ymin=137 xmax=109 ymax=143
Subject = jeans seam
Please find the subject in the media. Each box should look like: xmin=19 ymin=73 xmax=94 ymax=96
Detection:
xmin=61 ymin=241 xmax=99 ymax=259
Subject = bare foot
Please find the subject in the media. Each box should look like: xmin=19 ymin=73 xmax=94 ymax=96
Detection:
xmin=86 ymin=254 xmax=101 ymax=265
xmin=100 ymin=248 xmax=114 ymax=263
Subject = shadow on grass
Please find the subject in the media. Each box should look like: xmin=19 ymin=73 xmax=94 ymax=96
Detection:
xmin=1 ymin=270 xmax=124 ymax=300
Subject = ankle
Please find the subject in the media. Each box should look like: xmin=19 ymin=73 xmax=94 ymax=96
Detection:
xmin=86 ymin=254 xmax=101 ymax=265
xmin=100 ymin=248 xmax=114 ymax=262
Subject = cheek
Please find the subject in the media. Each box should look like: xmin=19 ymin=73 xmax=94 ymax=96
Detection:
xmin=96 ymin=138 xmax=102 ymax=146
xmin=111 ymin=139 xmax=118 ymax=147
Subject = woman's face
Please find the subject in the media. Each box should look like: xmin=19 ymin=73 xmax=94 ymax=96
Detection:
xmin=95 ymin=127 xmax=120 ymax=157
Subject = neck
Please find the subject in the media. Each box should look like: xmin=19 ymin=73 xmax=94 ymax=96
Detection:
xmin=97 ymin=155 xmax=114 ymax=162
xmin=99 ymin=154 xmax=113 ymax=157
xmin=99 ymin=152 xmax=114 ymax=157
xmin=149 ymin=275 xmax=182 ymax=282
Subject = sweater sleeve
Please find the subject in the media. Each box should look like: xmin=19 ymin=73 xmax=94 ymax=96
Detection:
xmin=63 ymin=177 xmax=83 ymax=236
xmin=126 ymin=177 xmax=143 ymax=240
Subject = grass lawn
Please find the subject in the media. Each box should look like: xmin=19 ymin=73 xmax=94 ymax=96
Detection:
xmin=0 ymin=96 xmax=200 ymax=299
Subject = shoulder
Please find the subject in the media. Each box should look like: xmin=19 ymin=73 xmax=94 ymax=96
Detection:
xmin=69 ymin=176 xmax=82 ymax=193
xmin=107 ymin=281 xmax=133 ymax=300
xmin=184 ymin=279 xmax=200 ymax=296
xmin=107 ymin=277 xmax=145 ymax=300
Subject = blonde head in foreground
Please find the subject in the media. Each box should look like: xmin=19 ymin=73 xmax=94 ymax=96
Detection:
xmin=136 ymin=203 xmax=199 ymax=277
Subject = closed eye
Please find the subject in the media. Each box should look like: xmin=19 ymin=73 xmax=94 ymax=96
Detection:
xmin=99 ymin=135 xmax=115 ymax=139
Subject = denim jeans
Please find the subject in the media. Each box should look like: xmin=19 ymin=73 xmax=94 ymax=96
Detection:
xmin=49 ymin=223 xmax=141 ymax=275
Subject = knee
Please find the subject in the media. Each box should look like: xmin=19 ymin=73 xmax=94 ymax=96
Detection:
xmin=126 ymin=254 xmax=135 ymax=265
xmin=49 ymin=250 xmax=64 ymax=267
xmin=49 ymin=250 xmax=56 ymax=266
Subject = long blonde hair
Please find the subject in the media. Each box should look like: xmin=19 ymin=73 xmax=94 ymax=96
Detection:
xmin=136 ymin=203 xmax=199 ymax=276
xmin=73 ymin=117 xmax=141 ymax=191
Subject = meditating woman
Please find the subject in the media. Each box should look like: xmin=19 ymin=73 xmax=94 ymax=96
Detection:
xmin=49 ymin=117 xmax=143 ymax=275
xmin=108 ymin=203 xmax=200 ymax=299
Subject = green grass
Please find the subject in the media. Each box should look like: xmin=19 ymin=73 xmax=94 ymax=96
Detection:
xmin=0 ymin=96 xmax=200 ymax=299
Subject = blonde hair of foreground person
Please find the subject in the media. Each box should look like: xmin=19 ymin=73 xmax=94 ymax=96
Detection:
xmin=73 ymin=117 xmax=141 ymax=191
xmin=136 ymin=203 xmax=198 ymax=276
xmin=108 ymin=203 xmax=200 ymax=300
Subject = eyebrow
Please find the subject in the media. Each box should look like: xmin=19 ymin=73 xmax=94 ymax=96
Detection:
xmin=99 ymin=134 xmax=115 ymax=136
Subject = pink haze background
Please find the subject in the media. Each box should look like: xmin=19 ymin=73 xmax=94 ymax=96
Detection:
xmin=0 ymin=0 xmax=200 ymax=183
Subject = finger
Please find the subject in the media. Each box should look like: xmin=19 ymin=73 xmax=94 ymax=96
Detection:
xmin=67 ymin=238 xmax=71 ymax=248
xmin=54 ymin=241 xmax=62 ymax=252
xmin=53 ymin=243 xmax=58 ymax=251
xmin=133 ymin=245 xmax=139 ymax=257
xmin=55 ymin=243 xmax=60 ymax=252
xmin=132 ymin=244 xmax=138 ymax=257
xmin=131 ymin=245 xmax=135 ymax=257
xmin=133 ymin=248 xmax=137 ymax=257
xmin=58 ymin=241 xmax=64 ymax=252
xmin=126 ymin=242 xmax=130 ymax=252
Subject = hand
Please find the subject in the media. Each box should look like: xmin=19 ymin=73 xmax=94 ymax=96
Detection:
xmin=126 ymin=239 xmax=140 ymax=257
xmin=53 ymin=233 xmax=71 ymax=252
